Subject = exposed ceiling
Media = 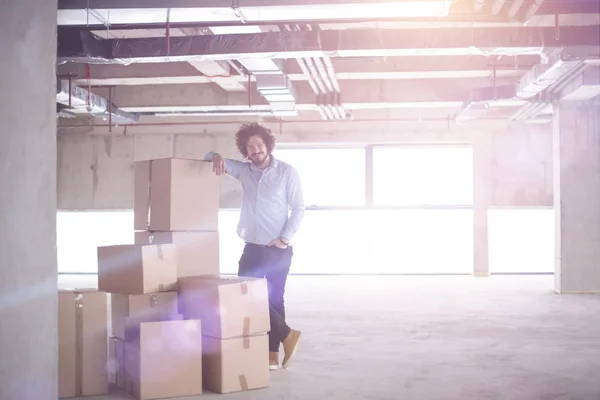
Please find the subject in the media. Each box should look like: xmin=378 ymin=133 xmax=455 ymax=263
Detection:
xmin=55 ymin=0 xmax=600 ymax=130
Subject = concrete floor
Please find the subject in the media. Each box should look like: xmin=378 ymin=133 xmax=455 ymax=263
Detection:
xmin=63 ymin=275 xmax=600 ymax=400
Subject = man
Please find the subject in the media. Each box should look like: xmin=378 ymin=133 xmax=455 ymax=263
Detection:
xmin=205 ymin=123 xmax=305 ymax=370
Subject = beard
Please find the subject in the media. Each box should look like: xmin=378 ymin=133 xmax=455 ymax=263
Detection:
xmin=249 ymin=152 xmax=269 ymax=166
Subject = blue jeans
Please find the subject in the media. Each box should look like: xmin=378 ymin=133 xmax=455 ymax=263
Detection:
xmin=238 ymin=243 xmax=293 ymax=352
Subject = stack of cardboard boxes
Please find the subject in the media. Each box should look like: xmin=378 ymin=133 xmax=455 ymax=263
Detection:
xmin=178 ymin=275 xmax=271 ymax=393
xmin=133 ymin=158 xmax=220 ymax=278
xmin=97 ymin=218 xmax=203 ymax=398
xmin=58 ymin=157 xmax=271 ymax=399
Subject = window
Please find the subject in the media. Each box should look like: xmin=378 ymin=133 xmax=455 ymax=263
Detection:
xmin=274 ymin=148 xmax=366 ymax=207
xmin=218 ymin=209 xmax=245 ymax=274
xmin=57 ymin=211 xmax=134 ymax=274
xmin=488 ymin=208 xmax=554 ymax=273
xmin=57 ymin=210 xmax=244 ymax=275
xmin=57 ymin=145 xmax=553 ymax=277
xmin=372 ymin=145 xmax=473 ymax=206
xmin=219 ymin=208 xmax=474 ymax=274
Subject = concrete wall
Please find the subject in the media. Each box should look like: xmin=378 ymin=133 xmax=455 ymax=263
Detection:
xmin=0 ymin=1 xmax=58 ymax=399
xmin=58 ymin=131 xmax=217 ymax=208
xmin=489 ymin=128 xmax=553 ymax=207
xmin=57 ymin=125 xmax=553 ymax=210
xmin=554 ymin=103 xmax=600 ymax=293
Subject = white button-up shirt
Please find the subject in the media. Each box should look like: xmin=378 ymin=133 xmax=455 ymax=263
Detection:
xmin=206 ymin=152 xmax=305 ymax=246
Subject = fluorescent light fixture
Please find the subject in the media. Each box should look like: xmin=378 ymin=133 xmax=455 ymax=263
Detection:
xmin=57 ymin=2 xmax=451 ymax=26
xmin=259 ymin=88 xmax=292 ymax=95
xmin=240 ymin=1 xmax=452 ymax=21
xmin=269 ymin=101 xmax=297 ymax=111
xmin=272 ymin=110 xmax=298 ymax=117
xmin=238 ymin=58 xmax=283 ymax=74
xmin=263 ymin=93 xmax=296 ymax=102
xmin=154 ymin=111 xmax=270 ymax=117
xmin=209 ymin=25 xmax=262 ymax=35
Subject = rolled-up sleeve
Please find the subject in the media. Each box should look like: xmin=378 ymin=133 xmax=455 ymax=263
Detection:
xmin=204 ymin=151 xmax=245 ymax=180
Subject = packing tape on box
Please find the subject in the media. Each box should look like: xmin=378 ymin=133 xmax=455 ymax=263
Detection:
xmin=238 ymin=375 xmax=249 ymax=391
xmin=74 ymin=293 xmax=84 ymax=397
xmin=242 ymin=317 xmax=250 ymax=336
xmin=240 ymin=282 xmax=248 ymax=295
xmin=242 ymin=317 xmax=251 ymax=349
xmin=145 ymin=160 xmax=153 ymax=230
xmin=156 ymin=244 xmax=164 ymax=260
xmin=149 ymin=294 xmax=158 ymax=307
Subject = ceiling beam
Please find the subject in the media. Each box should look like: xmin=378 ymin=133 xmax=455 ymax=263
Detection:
xmin=69 ymin=70 xmax=524 ymax=87
xmin=57 ymin=118 xmax=528 ymax=137
xmin=88 ymin=79 xmax=525 ymax=112
xmin=56 ymin=57 xmax=531 ymax=87
xmin=57 ymin=26 xmax=600 ymax=64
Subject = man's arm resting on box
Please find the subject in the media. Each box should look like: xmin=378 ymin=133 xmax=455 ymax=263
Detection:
xmin=204 ymin=151 xmax=245 ymax=179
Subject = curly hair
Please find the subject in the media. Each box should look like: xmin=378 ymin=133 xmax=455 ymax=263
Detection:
xmin=234 ymin=123 xmax=276 ymax=158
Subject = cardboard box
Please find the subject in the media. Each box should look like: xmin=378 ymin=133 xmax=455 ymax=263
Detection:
xmin=59 ymin=290 xmax=108 ymax=398
xmin=124 ymin=313 xmax=184 ymax=342
xmin=123 ymin=320 xmax=204 ymax=400
xmin=97 ymin=244 xmax=178 ymax=294
xmin=178 ymin=276 xmax=270 ymax=339
xmin=134 ymin=158 xmax=219 ymax=232
xmin=111 ymin=292 xmax=179 ymax=339
xmin=135 ymin=231 xmax=219 ymax=278
xmin=203 ymin=335 xmax=269 ymax=394
xmin=108 ymin=336 xmax=127 ymax=391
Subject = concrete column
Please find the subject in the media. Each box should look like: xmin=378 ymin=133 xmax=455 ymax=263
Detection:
xmin=0 ymin=2 xmax=58 ymax=400
xmin=553 ymin=103 xmax=600 ymax=293
xmin=472 ymin=135 xmax=492 ymax=276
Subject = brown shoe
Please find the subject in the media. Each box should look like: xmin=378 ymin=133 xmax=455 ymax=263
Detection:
xmin=269 ymin=352 xmax=279 ymax=370
xmin=282 ymin=329 xmax=301 ymax=369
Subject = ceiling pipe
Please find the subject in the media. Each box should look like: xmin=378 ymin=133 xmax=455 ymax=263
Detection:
xmin=323 ymin=57 xmax=347 ymax=119
xmin=56 ymin=79 xmax=139 ymax=124
xmin=312 ymin=58 xmax=341 ymax=118
xmin=295 ymin=24 xmax=336 ymax=120
xmin=296 ymin=58 xmax=319 ymax=95
xmin=323 ymin=56 xmax=341 ymax=93
xmin=285 ymin=24 xmax=329 ymax=121
xmin=313 ymin=57 xmax=334 ymax=93
xmin=295 ymin=57 xmax=330 ymax=120
xmin=308 ymin=24 xmax=345 ymax=120
xmin=304 ymin=57 xmax=327 ymax=95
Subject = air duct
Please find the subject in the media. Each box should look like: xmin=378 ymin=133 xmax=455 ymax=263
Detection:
xmin=516 ymin=50 xmax=587 ymax=98
xmin=455 ymin=84 xmax=517 ymax=122
xmin=511 ymin=47 xmax=600 ymax=121
xmin=255 ymin=73 xmax=298 ymax=117
xmin=56 ymin=79 xmax=139 ymax=124
xmin=57 ymin=26 xmax=598 ymax=65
